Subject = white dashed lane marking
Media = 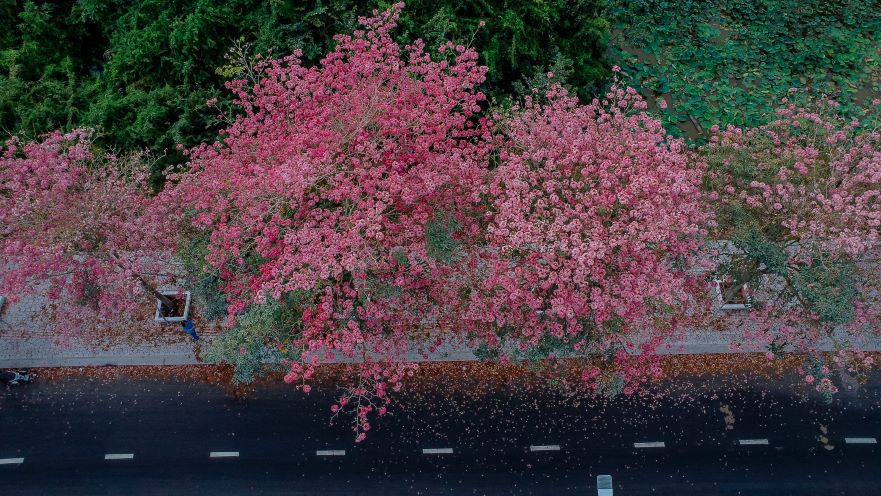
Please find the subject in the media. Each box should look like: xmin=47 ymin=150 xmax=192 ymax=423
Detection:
xmin=104 ymin=453 xmax=134 ymax=460
xmin=8 ymin=432 xmax=878 ymax=465
xmin=633 ymin=442 xmax=665 ymax=448
xmin=529 ymin=445 xmax=561 ymax=452
xmin=209 ymin=451 xmax=239 ymax=458
xmin=845 ymin=437 xmax=877 ymax=444
xmin=738 ymin=439 xmax=770 ymax=445
xmin=316 ymin=450 xmax=346 ymax=456
xmin=422 ymin=448 xmax=454 ymax=455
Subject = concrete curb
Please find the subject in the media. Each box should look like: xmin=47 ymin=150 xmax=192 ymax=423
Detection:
xmin=0 ymin=354 xmax=199 ymax=368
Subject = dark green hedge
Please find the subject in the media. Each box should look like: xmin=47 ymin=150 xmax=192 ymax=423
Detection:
xmin=0 ymin=0 xmax=609 ymax=171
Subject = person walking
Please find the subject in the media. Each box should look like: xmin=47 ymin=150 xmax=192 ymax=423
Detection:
xmin=180 ymin=319 xmax=200 ymax=341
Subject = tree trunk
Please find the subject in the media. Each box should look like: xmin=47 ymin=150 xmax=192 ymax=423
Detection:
xmin=136 ymin=274 xmax=178 ymax=315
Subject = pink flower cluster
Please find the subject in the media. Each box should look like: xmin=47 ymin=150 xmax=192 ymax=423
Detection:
xmin=705 ymin=97 xmax=881 ymax=358
xmin=465 ymin=79 xmax=710 ymax=387
xmin=165 ymin=3 xmax=488 ymax=437
xmin=0 ymin=130 xmax=180 ymax=339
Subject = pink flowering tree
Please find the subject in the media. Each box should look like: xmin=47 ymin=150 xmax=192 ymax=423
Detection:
xmin=465 ymin=74 xmax=712 ymax=395
xmin=169 ymin=4 xmax=490 ymax=440
xmin=0 ymin=129 xmax=183 ymax=341
xmin=702 ymin=95 xmax=881 ymax=398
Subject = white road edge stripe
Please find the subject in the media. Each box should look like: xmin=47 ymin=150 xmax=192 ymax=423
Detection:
xmin=104 ymin=453 xmax=134 ymax=460
xmin=316 ymin=450 xmax=346 ymax=456
xmin=422 ymin=448 xmax=454 ymax=455
xmin=845 ymin=437 xmax=878 ymax=444
xmin=0 ymin=458 xmax=24 ymax=465
xmin=738 ymin=439 xmax=770 ymax=445
xmin=209 ymin=451 xmax=239 ymax=458
xmin=529 ymin=445 xmax=561 ymax=452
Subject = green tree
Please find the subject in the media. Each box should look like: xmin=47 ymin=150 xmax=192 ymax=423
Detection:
xmin=1 ymin=0 xmax=609 ymax=176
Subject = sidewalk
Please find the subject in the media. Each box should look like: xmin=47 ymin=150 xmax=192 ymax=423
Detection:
xmin=0 ymin=334 xmax=739 ymax=368
xmin=0 ymin=291 xmax=203 ymax=368
xmin=2 ymin=295 xmax=880 ymax=368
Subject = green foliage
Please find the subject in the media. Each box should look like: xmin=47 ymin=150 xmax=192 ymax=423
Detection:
xmin=792 ymin=261 xmax=857 ymax=325
xmin=360 ymin=273 xmax=404 ymax=304
xmin=597 ymin=373 xmax=625 ymax=398
xmin=472 ymin=343 xmax=501 ymax=361
xmin=201 ymin=294 xmax=304 ymax=384
xmin=1 ymin=0 xmax=608 ymax=176
xmin=176 ymin=230 xmax=229 ymax=321
xmin=610 ymin=0 xmax=881 ymax=138
xmin=511 ymin=50 xmax=576 ymax=97
xmin=0 ymin=1 xmax=94 ymax=137
xmin=732 ymin=230 xmax=789 ymax=277
xmin=523 ymin=335 xmax=562 ymax=362
xmin=425 ymin=211 xmax=462 ymax=264
xmin=391 ymin=0 xmax=609 ymax=102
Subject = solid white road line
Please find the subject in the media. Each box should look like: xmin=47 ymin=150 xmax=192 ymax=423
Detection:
xmin=845 ymin=437 xmax=878 ymax=444
xmin=0 ymin=458 xmax=24 ymax=465
xmin=422 ymin=448 xmax=454 ymax=455
xmin=104 ymin=453 xmax=134 ymax=460
xmin=529 ymin=445 xmax=561 ymax=452
xmin=209 ymin=451 xmax=239 ymax=458
xmin=633 ymin=442 xmax=665 ymax=448
xmin=738 ymin=439 xmax=770 ymax=445
xmin=316 ymin=450 xmax=346 ymax=456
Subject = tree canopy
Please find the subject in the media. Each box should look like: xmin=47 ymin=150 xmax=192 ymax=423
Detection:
xmin=0 ymin=0 xmax=608 ymax=181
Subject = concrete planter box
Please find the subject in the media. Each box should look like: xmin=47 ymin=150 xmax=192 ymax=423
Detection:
xmin=154 ymin=290 xmax=191 ymax=324
xmin=713 ymin=278 xmax=752 ymax=311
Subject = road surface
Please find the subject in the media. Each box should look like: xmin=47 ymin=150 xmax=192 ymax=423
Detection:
xmin=1 ymin=367 xmax=879 ymax=495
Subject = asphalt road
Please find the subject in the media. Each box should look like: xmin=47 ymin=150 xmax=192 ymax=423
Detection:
xmin=1 ymin=367 xmax=880 ymax=495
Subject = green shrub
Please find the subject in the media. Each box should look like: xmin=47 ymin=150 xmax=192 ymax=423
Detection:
xmin=610 ymin=0 xmax=881 ymax=138
xmin=201 ymin=294 xmax=305 ymax=384
xmin=176 ymin=230 xmax=229 ymax=321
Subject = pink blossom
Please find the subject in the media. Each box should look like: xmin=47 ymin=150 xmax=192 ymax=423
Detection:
xmin=468 ymin=80 xmax=710 ymax=392
xmin=169 ymin=3 xmax=489 ymax=442
xmin=0 ymin=129 xmax=183 ymax=340
xmin=703 ymin=99 xmax=881 ymax=398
